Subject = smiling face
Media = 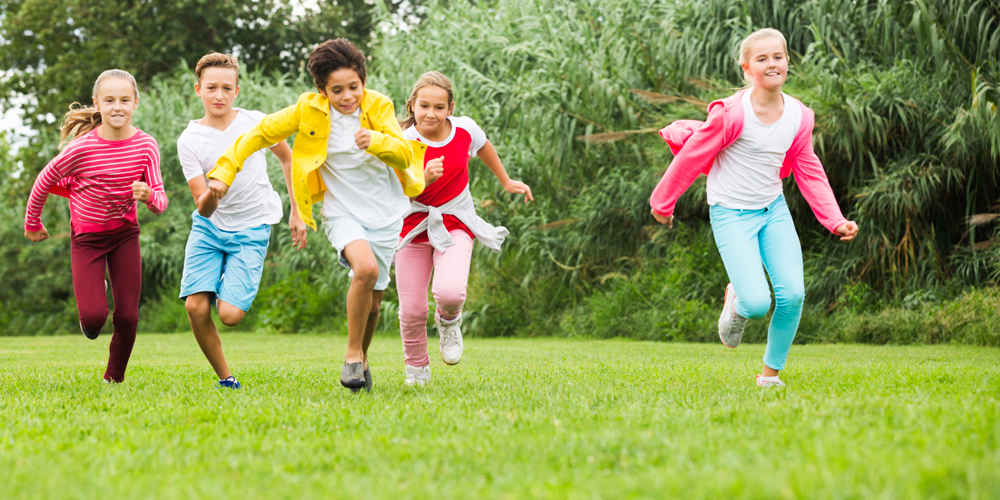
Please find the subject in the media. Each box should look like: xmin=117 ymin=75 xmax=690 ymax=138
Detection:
xmin=92 ymin=77 xmax=138 ymax=131
xmin=742 ymin=36 xmax=788 ymax=91
xmin=318 ymin=68 xmax=365 ymax=115
xmin=413 ymin=85 xmax=454 ymax=137
xmin=195 ymin=67 xmax=240 ymax=118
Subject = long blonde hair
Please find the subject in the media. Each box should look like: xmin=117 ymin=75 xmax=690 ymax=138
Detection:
xmin=400 ymin=71 xmax=454 ymax=130
xmin=737 ymin=28 xmax=788 ymax=85
xmin=59 ymin=69 xmax=138 ymax=147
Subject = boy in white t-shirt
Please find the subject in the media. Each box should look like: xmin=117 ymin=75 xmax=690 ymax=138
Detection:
xmin=176 ymin=53 xmax=306 ymax=389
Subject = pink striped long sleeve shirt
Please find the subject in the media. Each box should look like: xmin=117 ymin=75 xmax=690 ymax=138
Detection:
xmin=24 ymin=128 xmax=168 ymax=234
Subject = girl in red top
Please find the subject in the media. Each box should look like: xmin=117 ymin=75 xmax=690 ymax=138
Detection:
xmin=24 ymin=69 xmax=168 ymax=383
xmin=395 ymin=71 xmax=532 ymax=386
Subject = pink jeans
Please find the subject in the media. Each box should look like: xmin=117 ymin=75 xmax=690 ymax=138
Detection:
xmin=395 ymin=230 xmax=474 ymax=367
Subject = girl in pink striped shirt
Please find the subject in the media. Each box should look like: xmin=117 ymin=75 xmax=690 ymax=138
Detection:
xmin=24 ymin=69 xmax=168 ymax=383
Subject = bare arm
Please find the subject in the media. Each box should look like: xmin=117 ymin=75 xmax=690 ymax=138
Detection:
xmin=187 ymin=176 xmax=220 ymax=218
xmin=477 ymin=140 xmax=533 ymax=202
xmin=269 ymin=140 xmax=307 ymax=249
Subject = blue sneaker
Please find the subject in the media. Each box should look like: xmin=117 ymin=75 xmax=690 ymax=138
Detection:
xmin=219 ymin=376 xmax=241 ymax=390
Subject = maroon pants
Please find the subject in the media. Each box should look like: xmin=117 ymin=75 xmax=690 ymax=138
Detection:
xmin=70 ymin=225 xmax=142 ymax=382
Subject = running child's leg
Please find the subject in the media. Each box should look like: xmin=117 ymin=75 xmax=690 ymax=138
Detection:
xmin=710 ymin=206 xmax=773 ymax=319
xmin=186 ymin=293 xmax=232 ymax=379
xmin=180 ymin=214 xmax=230 ymax=380
xmin=430 ymin=231 xmax=474 ymax=320
xmin=758 ymin=199 xmax=805 ymax=374
xmin=395 ymin=241 xmax=435 ymax=368
xmin=342 ymin=239 xmax=379 ymax=365
xmin=70 ymin=232 xmax=111 ymax=336
xmin=104 ymin=226 xmax=142 ymax=383
xmin=362 ymin=289 xmax=384 ymax=364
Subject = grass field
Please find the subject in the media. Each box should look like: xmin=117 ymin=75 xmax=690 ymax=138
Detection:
xmin=1 ymin=333 xmax=998 ymax=499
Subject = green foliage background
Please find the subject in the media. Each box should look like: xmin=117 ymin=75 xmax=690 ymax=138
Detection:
xmin=0 ymin=0 xmax=998 ymax=344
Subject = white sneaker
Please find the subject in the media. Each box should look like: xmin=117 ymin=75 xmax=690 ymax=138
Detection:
xmin=718 ymin=283 xmax=748 ymax=348
xmin=756 ymin=374 xmax=786 ymax=388
xmin=436 ymin=310 xmax=464 ymax=365
xmin=404 ymin=365 xmax=431 ymax=386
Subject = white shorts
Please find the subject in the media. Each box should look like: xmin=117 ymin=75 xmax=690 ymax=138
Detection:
xmin=323 ymin=215 xmax=403 ymax=291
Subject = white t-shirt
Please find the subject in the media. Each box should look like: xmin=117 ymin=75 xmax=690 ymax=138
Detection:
xmin=319 ymin=106 xmax=409 ymax=229
xmin=706 ymin=91 xmax=802 ymax=210
xmin=177 ymin=108 xmax=283 ymax=231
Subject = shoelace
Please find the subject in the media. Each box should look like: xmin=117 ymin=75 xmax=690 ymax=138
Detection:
xmin=440 ymin=325 xmax=459 ymax=348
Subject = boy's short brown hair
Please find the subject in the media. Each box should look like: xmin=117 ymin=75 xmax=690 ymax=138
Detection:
xmin=307 ymin=39 xmax=367 ymax=89
xmin=195 ymin=52 xmax=240 ymax=83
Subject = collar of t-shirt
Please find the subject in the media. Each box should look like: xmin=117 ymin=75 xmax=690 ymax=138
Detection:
xmin=330 ymin=106 xmax=361 ymax=122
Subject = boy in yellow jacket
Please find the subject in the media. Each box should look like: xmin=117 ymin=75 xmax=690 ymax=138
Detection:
xmin=207 ymin=39 xmax=423 ymax=393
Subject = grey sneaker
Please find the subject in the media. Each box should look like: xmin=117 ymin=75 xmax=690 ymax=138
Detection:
xmin=340 ymin=362 xmax=365 ymax=392
xmin=436 ymin=311 xmax=464 ymax=365
xmin=718 ymin=283 xmax=748 ymax=348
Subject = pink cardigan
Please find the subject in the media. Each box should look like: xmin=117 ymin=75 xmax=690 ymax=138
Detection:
xmin=649 ymin=90 xmax=847 ymax=234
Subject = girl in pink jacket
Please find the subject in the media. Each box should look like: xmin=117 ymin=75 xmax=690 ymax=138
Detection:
xmin=650 ymin=28 xmax=859 ymax=387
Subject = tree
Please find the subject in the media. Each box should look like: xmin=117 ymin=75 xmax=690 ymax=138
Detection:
xmin=0 ymin=0 xmax=373 ymax=128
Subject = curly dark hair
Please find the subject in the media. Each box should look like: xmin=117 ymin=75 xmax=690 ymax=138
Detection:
xmin=307 ymin=39 xmax=367 ymax=89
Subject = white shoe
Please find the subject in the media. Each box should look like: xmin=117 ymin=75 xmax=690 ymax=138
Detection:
xmin=404 ymin=365 xmax=431 ymax=386
xmin=756 ymin=374 xmax=786 ymax=388
xmin=436 ymin=310 xmax=464 ymax=365
xmin=718 ymin=283 xmax=748 ymax=348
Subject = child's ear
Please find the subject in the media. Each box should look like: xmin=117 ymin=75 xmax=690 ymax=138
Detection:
xmin=316 ymin=86 xmax=327 ymax=98
xmin=448 ymin=101 xmax=455 ymax=116
xmin=194 ymin=83 xmax=201 ymax=97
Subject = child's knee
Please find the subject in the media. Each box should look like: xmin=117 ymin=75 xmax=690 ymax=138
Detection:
xmin=776 ymin=286 xmax=805 ymax=310
xmin=740 ymin=294 xmax=772 ymax=319
xmin=79 ymin=310 xmax=107 ymax=333
xmin=185 ymin=295 xmax=211 ymax=319
xmin=218 ymin=304 xmax=246 ymax=327
xmin=352 ymin=262 xmax=380 ymax=288
xmin=433 ymin=287 xmax=467 ymax=316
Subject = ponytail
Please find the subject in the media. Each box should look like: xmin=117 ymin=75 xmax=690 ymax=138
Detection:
xmin=400 ymin=71 xmax=454 ymax=130
xmin=58 ymin=69 xmax=138 ymax=147
xmin=59 ymin=104 xmax=103 ymax=147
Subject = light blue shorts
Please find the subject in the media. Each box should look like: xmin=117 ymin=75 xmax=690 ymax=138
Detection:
xmin=323 ymin=215 xmax=403 ymax=291
xmin=179 ymin=211 xmax=271 ymax=312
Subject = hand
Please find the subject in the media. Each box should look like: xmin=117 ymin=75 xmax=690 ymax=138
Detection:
xmin=354 ymin=128 xmax=371 ymax=150
xmin=131 ymin=181 xmax=151 ymax=202
xmin=651 ymin=209 xmax=674 ymax=228
xmin=503 ymin=179 xmax=533 ymax=203
xmin=289 ymin=214 xmax=308 ymax=250
xmin=25 ymin=226 xmax=49 ymax=242
xmin=424 ymin=157 xmax=444 ymax=185
xmin=836 ymin=221 xmax=859 ymax=242
xmin=208 ymin=179 xmax=230 ymax=199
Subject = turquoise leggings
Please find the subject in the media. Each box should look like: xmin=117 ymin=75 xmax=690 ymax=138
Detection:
xmin=709 ymin=195 xmax=804 ymax=371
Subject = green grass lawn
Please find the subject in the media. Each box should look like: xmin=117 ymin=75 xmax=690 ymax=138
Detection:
xmin=1 ymin=334 xmax=998 ymax=499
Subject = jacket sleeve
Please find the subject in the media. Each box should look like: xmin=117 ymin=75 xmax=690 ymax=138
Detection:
xmin=208 ymin=98 xmax=302 ymax=186
xmin=366 ymin=98 xmax=413 ymax=171
xmin=649 ymin=107 xmax=727 ymax=218
xmin=790 ymin=137 xmax=848 ymax=234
